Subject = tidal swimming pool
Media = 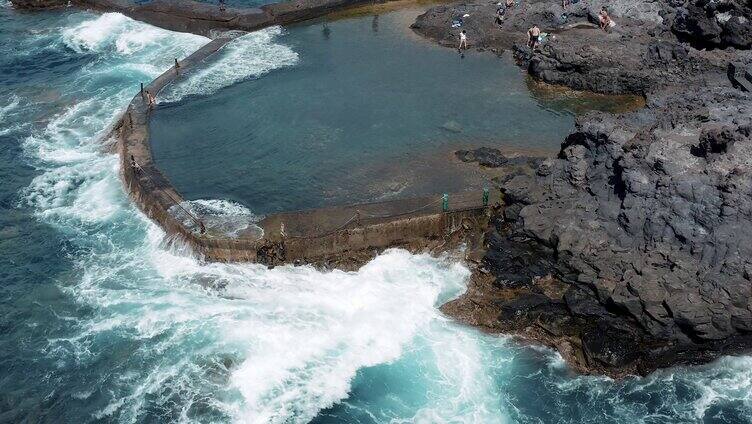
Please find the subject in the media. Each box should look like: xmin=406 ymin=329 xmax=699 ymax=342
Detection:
xmin=149 ymin=7 xmax=621 ymax=215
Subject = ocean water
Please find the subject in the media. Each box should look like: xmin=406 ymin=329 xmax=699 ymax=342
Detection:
xmin=2 ymin=2 xmax=752 ymax=423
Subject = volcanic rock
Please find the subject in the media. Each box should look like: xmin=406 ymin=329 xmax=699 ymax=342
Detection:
xmin=416 ymin=0 xmax=752 ymax=376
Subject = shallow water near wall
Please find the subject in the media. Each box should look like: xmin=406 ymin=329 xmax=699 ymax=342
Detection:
xmin=2 ymin=2 xmax=752 ymax=423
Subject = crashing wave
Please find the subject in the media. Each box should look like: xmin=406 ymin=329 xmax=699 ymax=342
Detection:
xmin=158 ymin=26 xmax=299 ymax=103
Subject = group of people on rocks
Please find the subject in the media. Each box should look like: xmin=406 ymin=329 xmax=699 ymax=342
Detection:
xmin=459 ymin=1 xmax=614 ymax=53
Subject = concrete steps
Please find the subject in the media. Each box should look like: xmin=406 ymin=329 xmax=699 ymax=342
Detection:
xmin=728 ymin=62 xmax=752 ymax=92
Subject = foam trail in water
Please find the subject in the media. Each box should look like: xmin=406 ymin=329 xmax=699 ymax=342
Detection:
xmin=406 ymin=323 xmax=511 ymax=424
xmin=159 ymin=27 xmax=298 ymax=103
xmin=0 ymin=95 xmax=24 ymax=136
xmin=0 ymin=94 xmax=19 ymax=122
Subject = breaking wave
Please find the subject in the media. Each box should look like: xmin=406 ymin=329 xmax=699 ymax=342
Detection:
xmin=62 ymin=12 xmax=206 ymax=57
xmin=159 ymin=26 xmax=299 ymax=103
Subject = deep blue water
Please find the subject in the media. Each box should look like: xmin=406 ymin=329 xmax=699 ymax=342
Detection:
xmin=2 ymin=2 xmax=752 ymax=423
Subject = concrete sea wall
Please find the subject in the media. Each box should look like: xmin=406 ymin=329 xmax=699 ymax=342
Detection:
xmin=109 ymin=0 xmax=493 ymax=265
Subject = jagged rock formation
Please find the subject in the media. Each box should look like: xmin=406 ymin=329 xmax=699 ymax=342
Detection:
xmin=673 ymin=0 xmax=752 ymax=50
xmin=414 ymin=0 xmax=752 ymax=375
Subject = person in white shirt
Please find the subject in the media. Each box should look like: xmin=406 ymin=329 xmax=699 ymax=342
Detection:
xmin=459 ymin=30 xmax=468 ymax=51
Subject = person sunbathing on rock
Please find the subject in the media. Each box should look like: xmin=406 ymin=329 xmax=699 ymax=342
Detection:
xmin=599 ymin=8 xmax=612 ymax=31
xmin=527 ymin=24 xmax=541 ymax=50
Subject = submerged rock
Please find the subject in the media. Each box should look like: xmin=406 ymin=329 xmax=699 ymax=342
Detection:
xmin=440 ymin=120 xmax=463 ymax=133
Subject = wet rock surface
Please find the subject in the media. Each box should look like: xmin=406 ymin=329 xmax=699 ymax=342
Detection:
xmin=9 ymin=0 xmax=67 ymax=8
xmin=416 ymin=0 xmax=752 ymax=376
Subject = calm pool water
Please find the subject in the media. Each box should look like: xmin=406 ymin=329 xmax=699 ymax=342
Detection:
xmin=149 ymin=8 xmax=579 ymax=214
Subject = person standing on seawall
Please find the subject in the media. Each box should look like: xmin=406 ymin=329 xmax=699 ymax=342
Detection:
xmin=459 ymin=30 xmax=468 ymax=51
xmin=145 ymin=91 xmax=156 ymax=109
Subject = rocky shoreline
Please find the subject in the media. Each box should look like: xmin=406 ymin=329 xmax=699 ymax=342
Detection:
xmin=413 ymin=0 xmax=752 ymax=376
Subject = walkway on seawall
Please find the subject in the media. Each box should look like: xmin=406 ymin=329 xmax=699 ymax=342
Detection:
xmin=103 ymin=0 xmax=497 ymax=266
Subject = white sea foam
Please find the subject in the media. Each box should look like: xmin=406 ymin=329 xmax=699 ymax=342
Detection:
xmin=407 ymin=323 xmax=511 ymax=424
xmin=170 ymin=198 xmax=264 ymax=238
xmin=62 ymin=12 xmax=206 ymax=56
xmin=24 ymin=13 xmax=206 ymax=225
xmin=159 ymin=27 xmax=298 ymax=103
xmin=0 ymin=94 xmax=19 ymax=123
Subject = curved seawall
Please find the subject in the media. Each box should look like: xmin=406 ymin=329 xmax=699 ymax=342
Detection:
xmin=112 ymin=0 xmax=493 ymax=266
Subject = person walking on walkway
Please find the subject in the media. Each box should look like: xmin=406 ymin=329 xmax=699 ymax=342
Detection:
xmin=145 ymin=90 xmax=156 ymax=109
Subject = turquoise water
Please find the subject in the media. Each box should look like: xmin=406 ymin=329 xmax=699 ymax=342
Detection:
xmin=2 ymin=2 xmax=752 ymax=423
xmin=149 ymin=10 xmax=574 ymax=214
